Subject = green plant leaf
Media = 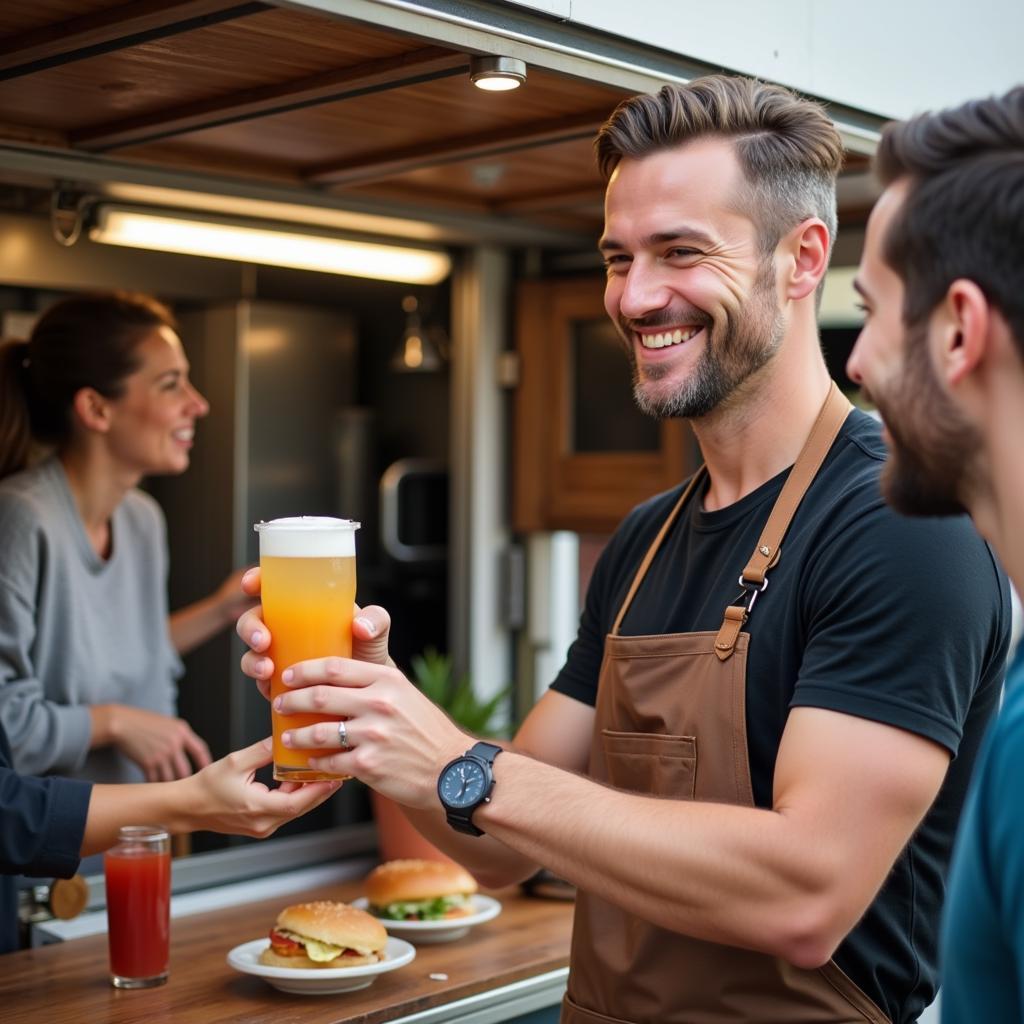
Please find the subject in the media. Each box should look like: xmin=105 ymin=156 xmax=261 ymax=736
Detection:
xmin=409 ymin=646 xmax=509 ymax=735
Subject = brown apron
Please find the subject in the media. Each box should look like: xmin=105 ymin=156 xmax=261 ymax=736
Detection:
xmin=562 ymin=385 xmax=892 ymax=1024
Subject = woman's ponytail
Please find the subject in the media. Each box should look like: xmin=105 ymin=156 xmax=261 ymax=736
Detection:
xmin=0 ymin=338 xmax=35 ymax=480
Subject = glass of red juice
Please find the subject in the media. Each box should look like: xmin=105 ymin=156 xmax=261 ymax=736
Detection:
xmin=104 ymin=826 xmax=171 ymax=989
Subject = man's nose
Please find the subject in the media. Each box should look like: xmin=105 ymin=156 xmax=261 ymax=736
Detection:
xmin=845 ymin=341 xmax=864 ymax=385
xmin=617 ymin=264 xmax=671 ymax=320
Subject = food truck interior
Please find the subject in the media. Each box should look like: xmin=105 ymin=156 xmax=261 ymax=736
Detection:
xmin=0 ymin=1 xmax=883 ymax=859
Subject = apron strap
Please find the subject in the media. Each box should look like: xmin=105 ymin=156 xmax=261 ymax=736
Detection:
xmin=611 ymin=466 xmax=707 ymax=636
xmin=740 ymin=383 xmax=852 ymax=586
xmin=715 ymin=382 xmax=852 ymax=661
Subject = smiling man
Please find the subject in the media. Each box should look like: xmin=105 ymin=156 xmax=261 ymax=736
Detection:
xmin=846 ymin=88 xmax=1024 ymax=1024
xmin=239 ymin=76 xmax=1010 ymax=1023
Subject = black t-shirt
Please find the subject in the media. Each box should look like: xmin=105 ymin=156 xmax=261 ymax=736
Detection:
xmin=552 ymin=409 xmax=1010 ymax=1024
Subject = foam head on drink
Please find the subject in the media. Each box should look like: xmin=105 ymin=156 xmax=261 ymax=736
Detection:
xmin=254 ymin=516 xmax=360 ymax=782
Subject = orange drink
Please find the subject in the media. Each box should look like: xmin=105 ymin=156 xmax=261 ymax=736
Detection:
xmin=254 ymin=516 xmax=359 ymax=782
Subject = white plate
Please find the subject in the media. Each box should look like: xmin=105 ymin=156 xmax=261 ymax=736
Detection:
xmin=226 ymin=936 xmax=415 ymax=995
xmin=351 ymin=894 xmax=502 ymax=944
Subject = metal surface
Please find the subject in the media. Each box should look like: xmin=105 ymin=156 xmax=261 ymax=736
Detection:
xmin=0 ymin=145 xmax=594 ymax=248
xmin=380 ymin=457 xmax=449 ymax=563
xmin=389 ymin=968 xmax=569 ymax=1024
xmin=73 ymin=824 xmax=376 ymax=917
xmin=34 ymin=848 xmax=377 ymax=945
xmin=281 ymin=0 xmax=884 ymax=154
xmin=279 ymin=0 xmax=727 ymax=92
xmin=449 ymin=246 xmax=512 ymax=706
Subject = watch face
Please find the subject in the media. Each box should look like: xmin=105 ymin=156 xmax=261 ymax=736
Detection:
xmin=440 ymin=759 xmax=488 ymax=808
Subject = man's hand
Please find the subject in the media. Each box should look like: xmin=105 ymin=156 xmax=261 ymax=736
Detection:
xmin=99 ymin=705 xmax=212 ymax=781
xmin=276 ymin=658 xmax=468 ymax=809
xmin=237 ymin=567 xmax=393 ymax=700
xmin=236 ymin=568 xmax=469 ymax=807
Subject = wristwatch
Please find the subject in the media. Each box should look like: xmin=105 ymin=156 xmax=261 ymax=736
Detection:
xmin=437 ymin=741 xmax=503 ymax=836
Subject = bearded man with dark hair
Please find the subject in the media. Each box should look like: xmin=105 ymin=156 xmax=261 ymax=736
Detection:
xmin=847 ymin=86 xmax=1024 ymax=1024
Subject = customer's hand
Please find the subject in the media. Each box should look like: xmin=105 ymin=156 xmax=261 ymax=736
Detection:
xmin=237 ymin=567 xmax=394 ymax=700
xmin=106 ymin=705 xmax=212 ymax=781
xmin=180 ymin=737 xmax=341 ymax=837
xmin=213 ymin=566 xmax=259 ymax=623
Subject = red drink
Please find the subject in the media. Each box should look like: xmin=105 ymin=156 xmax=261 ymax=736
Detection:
xmin=104 ymin=827 xmax=171 ymax=988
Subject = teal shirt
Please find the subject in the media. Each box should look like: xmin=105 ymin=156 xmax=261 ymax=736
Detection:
xmin=941 ymin=646 xmax=1024 ymax=1023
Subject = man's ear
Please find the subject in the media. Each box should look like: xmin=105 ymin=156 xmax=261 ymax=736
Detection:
xmin=783 ymin=218 xmax=830 ymax=302
xmin=71 ymin=387 xmax=113 ymax=433
xmin=935 ymin=279 xmax=990 ymax=388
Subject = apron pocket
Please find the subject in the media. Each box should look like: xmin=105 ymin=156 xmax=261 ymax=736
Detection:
xmin=561 ymin=991 xmax=634 ymax=1023
xmin=601 ymin=730 xmax=696 ymax=798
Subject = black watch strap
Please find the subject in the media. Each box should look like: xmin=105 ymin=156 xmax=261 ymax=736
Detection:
xmin=469 ymin=741 xmax=502 ymax=764
xmin=442 ymin=741 xmax=502 ymax=837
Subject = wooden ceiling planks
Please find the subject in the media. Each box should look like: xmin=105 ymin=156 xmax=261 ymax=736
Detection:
xmin=0 ymin=1 xmax=268 ymax=79
xmin=306 ymin=108 xmax=610 ymax=187
xmin=340 ymin=178 xmax=602 ymax=236
xmin=338 ymin=136 xmax=604 ymax=207
xmin=105 ymin=67 xmax=626 ymax=185
xmin=107 ymin=137 xmax=305 ymax=183
xmin=72 ymin=47 xmax=469 ymax=151
xmin=0 ymin=1 xmax=144 ymax=39
xmin=0 ymin=8 xmax=424 ymax=127
xmin=0 ymin=3 xmax=871 ymax=242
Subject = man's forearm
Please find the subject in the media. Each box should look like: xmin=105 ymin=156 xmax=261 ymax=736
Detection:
xmin=397 ymin=802 xmax=540 ymax=887
xmin=386 ymin=751 xmax=838 ymax=958
xmin=472 ymin=752 xmax=862 ymax=966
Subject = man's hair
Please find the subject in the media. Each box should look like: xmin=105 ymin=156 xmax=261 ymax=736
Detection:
xmin=595 ymin=75 xmax=844 ymax=257
xmin=875 ymin=87 xmax=1024 ymax=360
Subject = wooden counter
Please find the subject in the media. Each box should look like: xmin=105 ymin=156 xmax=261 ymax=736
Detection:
xmin=0 ymin=879 xmax=573 ymax=1024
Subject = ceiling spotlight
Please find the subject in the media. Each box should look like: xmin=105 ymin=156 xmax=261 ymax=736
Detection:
xmin=470 ymin=56 xmax=527 ymax=91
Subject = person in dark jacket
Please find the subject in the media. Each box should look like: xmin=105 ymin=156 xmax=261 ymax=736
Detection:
xmin=0 ymin=722 xmax=338 ymax=954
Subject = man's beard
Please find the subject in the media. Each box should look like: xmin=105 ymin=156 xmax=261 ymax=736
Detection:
xmin=873 ymin=322 xmax=980 ymax=517
xmin=619 ymin=263 xmax=784 ymax=420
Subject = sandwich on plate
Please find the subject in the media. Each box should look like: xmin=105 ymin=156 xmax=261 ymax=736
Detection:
xmin=259 ymin=900 xmax=387 ymax=969
xmin=365 ymin=859 xmax=478 ymax=921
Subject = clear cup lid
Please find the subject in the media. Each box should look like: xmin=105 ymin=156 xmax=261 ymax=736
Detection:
xmin=254 ymin=516 xmax=360 ymax=532
xmin=254 ymin=517 xmax=360 ymax=557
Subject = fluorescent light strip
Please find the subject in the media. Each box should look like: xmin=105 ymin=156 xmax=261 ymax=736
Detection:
xmin=89 ymin=207 xmax=451 ymax=285
xmin=101 ymin=184 xmax=447 ymax=242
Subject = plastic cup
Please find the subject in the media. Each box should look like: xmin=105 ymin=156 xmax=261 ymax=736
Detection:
xmin=254 ymin=516 xmax=360 ymax=782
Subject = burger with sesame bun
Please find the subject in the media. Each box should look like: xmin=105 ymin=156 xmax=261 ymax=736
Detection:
xmin=365 ymin=859 xmax=478 ymax=921
xmin=259 ymin=901 xmax=387 ymax=969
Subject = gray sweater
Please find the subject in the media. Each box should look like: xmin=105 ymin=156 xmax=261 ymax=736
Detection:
xmin=0 ymin=458 xmax=182 ymax=783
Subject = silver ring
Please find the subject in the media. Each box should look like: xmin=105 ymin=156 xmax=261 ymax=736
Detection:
xmin=337 ymin=719 xmax=350 ymax=750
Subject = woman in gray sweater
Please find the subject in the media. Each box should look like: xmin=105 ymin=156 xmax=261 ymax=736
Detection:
xmin=0 ymin=292 xmax=249 ymax=784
